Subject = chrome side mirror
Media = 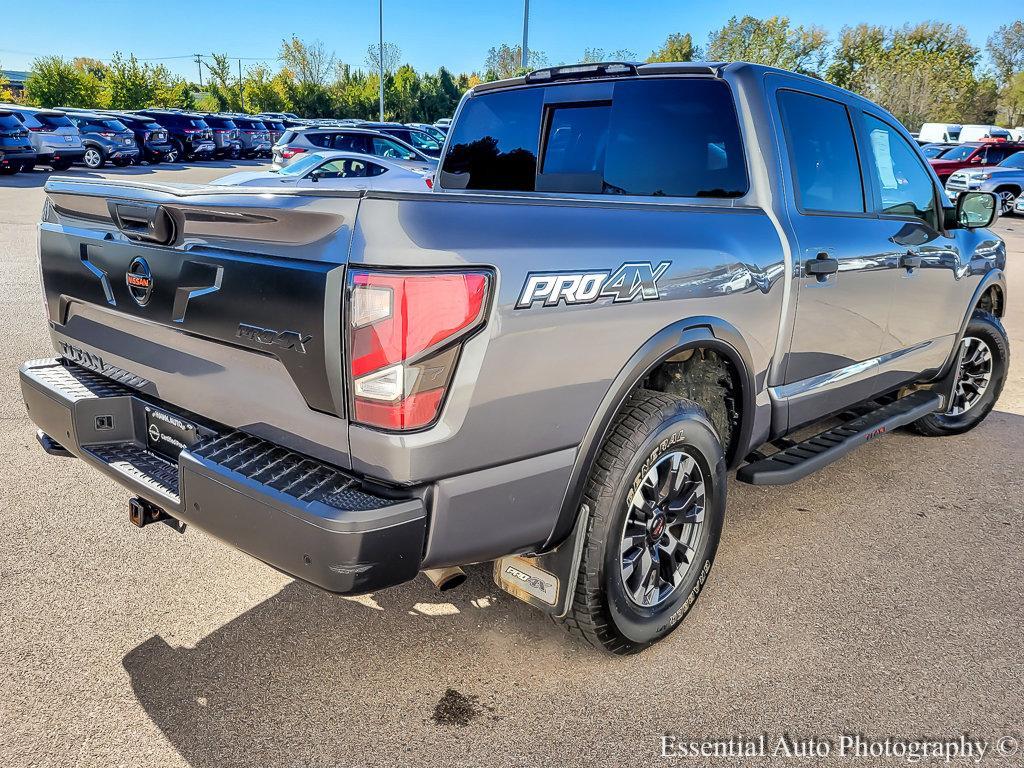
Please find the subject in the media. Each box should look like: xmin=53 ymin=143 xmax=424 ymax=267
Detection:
xmin=956 ymin=191 xmax=997 ymax=229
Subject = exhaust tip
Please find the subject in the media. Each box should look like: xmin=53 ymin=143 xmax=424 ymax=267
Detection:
xmin=423 ymin=566 xmax=467 ymax=592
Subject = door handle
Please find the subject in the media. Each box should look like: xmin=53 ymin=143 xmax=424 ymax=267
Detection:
xmin=901 ymin=252 xmax=923 ymax=270
xmin=806 ymin=253 xmax=839 ymax=278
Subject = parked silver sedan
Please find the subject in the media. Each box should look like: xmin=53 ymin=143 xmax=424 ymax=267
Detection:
xmin=210 ymin=151 xmax=436 ymax=191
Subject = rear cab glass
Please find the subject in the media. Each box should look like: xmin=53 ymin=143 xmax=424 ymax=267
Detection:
xmin=440 ymin=77 xmax=748 ymax=197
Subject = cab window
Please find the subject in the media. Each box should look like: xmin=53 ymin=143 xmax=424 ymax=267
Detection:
xmin=777 ymin=90 xmax=865 ymax=213
xmin=863 ymin=114 xmax=938 ymax=230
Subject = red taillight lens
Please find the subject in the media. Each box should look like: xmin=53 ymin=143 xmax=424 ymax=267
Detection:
xmin=424 ymin=176 xmax=433 ymax=190
xmin=28 ymin=125 xmax=45 ymax=132
xmin=349 ymin=271 xmax=489 ymax=430
xmin=281 ymin=147 xmax=306 ymax=159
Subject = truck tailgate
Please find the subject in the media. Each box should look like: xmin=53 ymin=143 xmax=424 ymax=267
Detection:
xmin=39 ymin=178 xmax=359 ymax=467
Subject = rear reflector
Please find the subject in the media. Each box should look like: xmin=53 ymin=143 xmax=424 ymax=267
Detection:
xmin=348 ymin=271 xmax=489 ymax=430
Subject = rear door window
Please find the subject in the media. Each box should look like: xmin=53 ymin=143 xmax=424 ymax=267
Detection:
xmin=0 ymin=113 xmax=23 ymax=129
xmin=370 ymin=136 xmax=417 ymax=160
xmin=331 ymin=133 xmax=369 ymax=152
xmin=441 ymin=78 xmax=748 ymax=197
xmin=777 ymin=90 xmax=865 ymax=214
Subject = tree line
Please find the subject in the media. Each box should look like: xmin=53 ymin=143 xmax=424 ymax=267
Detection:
xmin=6 ymin=18 xmax=1024 ymax=130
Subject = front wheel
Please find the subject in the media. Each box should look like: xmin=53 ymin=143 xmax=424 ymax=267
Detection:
xmin=911 ymin=311 xmax=1009 ymax=436
xmin=558 ymin=390 xmax=726 ymax=654
xmin=82 ymin=147 xmax=105 ymax=169
xmin=996 ymin=188 xmax=1019 ymax=216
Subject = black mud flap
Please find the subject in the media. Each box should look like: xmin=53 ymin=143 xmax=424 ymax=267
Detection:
xmin=493 ymin=504 xmax=590 ymax=618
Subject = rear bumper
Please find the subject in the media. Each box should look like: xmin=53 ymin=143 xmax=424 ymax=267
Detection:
xmin=0 ymin=149 xmax=36 ymax=164
xmin=143 ymin=142 xmax=173 ymax=158
xmin=38 ymin=149 xmax=85 ymax=163
xmin=107 ymin=147 xmax=141 ymax=161
xmin=20 ymin=358 xmax=426 ymax=594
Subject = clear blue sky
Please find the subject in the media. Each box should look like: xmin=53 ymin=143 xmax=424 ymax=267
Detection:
xmin=0 ymin=0 xmax=1009 ymax=78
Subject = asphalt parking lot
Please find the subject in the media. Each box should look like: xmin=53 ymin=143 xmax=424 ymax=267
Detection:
xmin=1 ymin=163 xmax=1021 ymax=768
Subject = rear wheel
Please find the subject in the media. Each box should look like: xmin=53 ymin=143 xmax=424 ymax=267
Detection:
xmin=82 ymin=146 xmax=105 ymax=169
xmin=50 ymin=159 xmax=73 ymax=171
xmin=165 ymin=141 xmax=183 ymax=163
xmin=557 ymin=390 xmax=726 ymax=654
xmin=21 ymin=162 xmax=35 ymax=173
xmin=911 ymin=312 xmax=1009 ymax=436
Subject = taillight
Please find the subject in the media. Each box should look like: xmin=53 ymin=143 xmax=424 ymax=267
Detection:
xmin=424 ymin=176 xmax=433 ymax=189
xmin=348 ymin=271 xmax=489 ymax=430
xmin=28 ymin=125 xmax=45 ymax=132
xmin=100 ymin=132 xmax=115 ymax=138
xmin=281 ymin=147 xmax=306 ymax=159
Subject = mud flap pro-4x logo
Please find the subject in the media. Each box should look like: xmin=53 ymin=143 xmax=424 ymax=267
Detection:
xmin=515 ymin=261 xmax=671 ymax=309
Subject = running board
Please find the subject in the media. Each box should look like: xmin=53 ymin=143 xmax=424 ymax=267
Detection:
xmin=737 ymin=390 xmax=943 ymax=486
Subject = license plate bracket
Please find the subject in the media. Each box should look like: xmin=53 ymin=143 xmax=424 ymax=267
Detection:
xmin=144 ymin=406 xmax=211 ymax=460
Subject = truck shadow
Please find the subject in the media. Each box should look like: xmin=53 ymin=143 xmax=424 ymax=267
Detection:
xmin=120 ymin=412 xmax=1024 ymax=767
xmin=121 ymin=563 xmax=588 ymax=767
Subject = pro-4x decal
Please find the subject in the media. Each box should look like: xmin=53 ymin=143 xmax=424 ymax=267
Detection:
xmin=515 ymin=261 xmax=671 ymax=309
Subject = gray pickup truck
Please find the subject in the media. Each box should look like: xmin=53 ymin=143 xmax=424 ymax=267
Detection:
xmin=21 ymin=62 xmax=1009 ymax=654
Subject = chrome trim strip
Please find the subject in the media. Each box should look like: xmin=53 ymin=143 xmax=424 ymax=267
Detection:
xmin=770 ymin=340 xmax=939 ymax=402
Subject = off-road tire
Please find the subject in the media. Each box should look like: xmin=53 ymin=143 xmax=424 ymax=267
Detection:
xmin=557 ymin=390 xmax=727 ymax=654
xmin=911 ymin=311 xmax=1009 ymax=436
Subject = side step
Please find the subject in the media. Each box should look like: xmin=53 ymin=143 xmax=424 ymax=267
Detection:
xmin=737 ymin=390 xmax=942 ymax=486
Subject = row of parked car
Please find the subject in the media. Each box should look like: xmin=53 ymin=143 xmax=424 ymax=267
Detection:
xmin=0 ymin=104 xmax=452 ymax=175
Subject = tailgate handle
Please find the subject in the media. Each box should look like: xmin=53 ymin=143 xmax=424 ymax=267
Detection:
xmin=108 ymin=201 xmax=176 ymax=245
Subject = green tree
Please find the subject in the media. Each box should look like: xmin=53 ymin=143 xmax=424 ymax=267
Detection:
xmin=243 ymin=64 xmax=286 ymax=113
xmin=706 ymin=15 xmax=829 ymax=76
xmin=580 ymin=47 xmax=638 ymax=63
xmin=998 ymin=72 xmax=1024 ymax=126
xmin=986 ymin=21 xmax=1024 ymax=86
xmin=827 ymin=24 xmax=886 ymax=89
xmin=483 ymin=43 xmax=548 ymax=80
xmin=73 ymin=57 xmax=108 ymax=81
xmin=279 ymin=36 xmax=335 ymax=116
xmin=0 ymin=67 xmax=12 ymax=102
xmin=366 ymin=42 xmax=401 ymax=75
xmin=828 ymin=22 xmax=980 ymax=130
xmin=150 ymin=65 xmax=195 ymax=109
xmin=104 ymin=53 xmax=154 ymax=110
xmin=204 ymin=53 xmax=243 ymax=112
xmin=646 ymin=33 xmax=699 ymax=63
xmin=25 ymin=56 xmax=100 ymax=107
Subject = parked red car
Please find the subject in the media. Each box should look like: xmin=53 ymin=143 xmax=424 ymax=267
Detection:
xmin=929 ymin=141 xmax=1024 ymax=182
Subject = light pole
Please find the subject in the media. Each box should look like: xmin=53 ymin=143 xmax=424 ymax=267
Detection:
xmin=378 ymin=0 xmax=385 ymax=121
xmin=521 ymin=0 xmax=530 ymax=70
